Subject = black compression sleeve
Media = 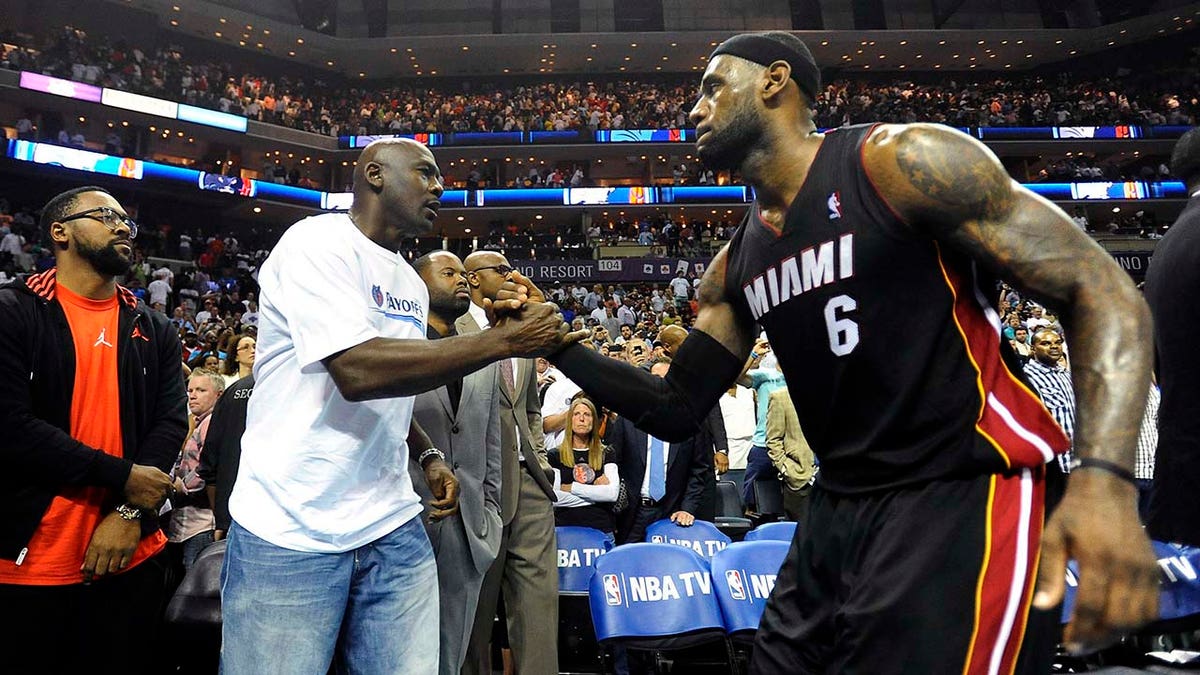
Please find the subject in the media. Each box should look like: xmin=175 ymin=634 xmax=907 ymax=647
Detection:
xmin=551 ymin=329 xmax=744 ymax=442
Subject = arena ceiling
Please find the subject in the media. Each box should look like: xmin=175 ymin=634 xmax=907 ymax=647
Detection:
xmin=111 ymin=0 xmax=1199 ymax=78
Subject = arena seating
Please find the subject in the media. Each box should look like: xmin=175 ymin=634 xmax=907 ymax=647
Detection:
xmin=742 ymin=521 xmax=796 ymax=543
xmin=589 ymin=543 xmax=735 ymax=673
xmin=710 ymin=540 xmax=790 ymax=639
xmin=644 ymin=519 xmax=731 ymax=561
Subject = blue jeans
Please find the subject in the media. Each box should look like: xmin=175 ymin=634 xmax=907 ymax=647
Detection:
xmin=220 ymin=517 xmax=439 ymax=675
xmin=180 ymin=529 xmax=215 ymax=571
xmin=742 ymin=445 xmax=774 ymax=510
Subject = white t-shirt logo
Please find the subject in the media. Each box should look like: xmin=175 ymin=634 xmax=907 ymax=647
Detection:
xmin=94 ymin=328 xmax=113 ymax=348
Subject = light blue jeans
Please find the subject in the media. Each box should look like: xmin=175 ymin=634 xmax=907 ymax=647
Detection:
xmin=220 ymin=517 xmax=439 ymax=675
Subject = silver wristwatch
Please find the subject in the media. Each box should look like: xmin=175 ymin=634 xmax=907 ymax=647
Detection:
xmin=115 ymin=503 xmax=143 ymax=521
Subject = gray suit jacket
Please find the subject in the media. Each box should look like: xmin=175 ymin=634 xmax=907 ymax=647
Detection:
xmin=409 ymin=360 xmax=504 ymax=575
xmin=457 ymin=310 xmax=556 ymax=525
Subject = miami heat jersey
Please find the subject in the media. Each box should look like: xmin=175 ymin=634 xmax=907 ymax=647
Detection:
xmin=724 ymin=124 xmax=1068 ymax=494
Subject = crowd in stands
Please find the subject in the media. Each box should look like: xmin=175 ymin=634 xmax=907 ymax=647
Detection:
xmin=1035 ymin=154 xmax=1174 ymax=183
xmin=3 ymin=25 xmax=1196 ymax=142
xmin=586 ymin=215 xmax=735 ymax=255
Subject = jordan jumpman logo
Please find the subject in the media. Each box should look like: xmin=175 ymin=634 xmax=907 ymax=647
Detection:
xmin=94 ymin=327 xmax=113 ymax=348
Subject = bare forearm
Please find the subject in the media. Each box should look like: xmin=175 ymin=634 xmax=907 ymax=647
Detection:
xmin=1063 ymin=280 xmax=1152 ymax=470
xmin=407 ymin=418 xmax=433 ymax=463
xmin=329 ymin=333 xmax=510 ymax=402
xmin=543 ymin=411 xmax=568 ymax=434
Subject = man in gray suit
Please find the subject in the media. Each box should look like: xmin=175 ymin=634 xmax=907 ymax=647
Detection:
xmin=409 ymin=251 xmax=504 ymax=675
xmin=461 ymin=251 xmax=559 ymax=675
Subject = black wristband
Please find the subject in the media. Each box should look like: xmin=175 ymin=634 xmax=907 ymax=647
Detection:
xmin=1068 ymin=457 xmax=1138 ymax=486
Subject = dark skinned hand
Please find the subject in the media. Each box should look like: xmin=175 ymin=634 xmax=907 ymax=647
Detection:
xmin=81 ymin=512 xmax=141 ymax=582
xmin=424 ymin=457 xmax=460 ymax=521
xmin=1033 ymin=471 xmax=1159 ymax=654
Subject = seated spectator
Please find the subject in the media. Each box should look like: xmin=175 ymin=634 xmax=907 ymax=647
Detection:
xmin=550 ymin=398 xmax=620 ymax=542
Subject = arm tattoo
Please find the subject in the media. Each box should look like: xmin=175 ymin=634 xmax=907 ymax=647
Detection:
xmin=893 ymin=125 xmax=1011 ymax=223
xmin=888 ymin=124 xmax=1151 ymax=472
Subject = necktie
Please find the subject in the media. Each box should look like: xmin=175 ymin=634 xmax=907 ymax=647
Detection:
xmin=648 ymin=436 xmax=666 ymax=501
xmin=500 ymin=358 xmax=515 ymax=398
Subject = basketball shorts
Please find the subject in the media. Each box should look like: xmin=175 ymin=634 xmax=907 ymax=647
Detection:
xmin=750 ymin=466 xmax=1059 ymax=675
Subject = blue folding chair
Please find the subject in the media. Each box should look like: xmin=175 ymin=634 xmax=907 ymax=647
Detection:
xmin=590 ymin=543 xmax=734 ymax=673
xmin=744 ymin=521 xmax=797 ymax=543
xmin=557 ymin=526 xmax=614 ymax=593
xmin=712 ymin=541 xmax=791 ymax=639
xmin=556 ymin=526 xmax=613 ymax=674
xmin=645 ymin=518 xmax=732 ymax=560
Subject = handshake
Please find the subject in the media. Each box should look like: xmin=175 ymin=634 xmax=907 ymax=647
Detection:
xmin=484 ymin=272 xmax=590 ymax=359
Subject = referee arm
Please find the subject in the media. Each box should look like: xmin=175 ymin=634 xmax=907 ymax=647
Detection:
xmin=863 ymin=122 xmax=1157 ymax=654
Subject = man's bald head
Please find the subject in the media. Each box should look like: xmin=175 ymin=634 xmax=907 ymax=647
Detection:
xmin=349 ymin=137 xmax=443 ymax=244
xmin=353 ymin=138 xmax=433 ymax=192
xmin=464 ymin=251 xmax=514 ymax=302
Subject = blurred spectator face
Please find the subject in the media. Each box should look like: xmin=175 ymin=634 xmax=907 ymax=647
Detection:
xmin=593 ymin=326 xmax=609 ymax=343
xmin=605 ymin=344 xmax=624 ymax=361
xmin=203 ymin=354 xmax=220 ymax=370
xmin=1014 ymin=327 xmax=1029 ymax=344
xmin=187 ymin=372 xmax=222 ymax=416
xmin=572 ymin=317 xmax=585 ymax=331
xmin=235 ymin=336 xmax=256 ymax=369
xmin=619 ymin=325 xmax=632 ymax=340
xmin=535 ymin=357 xmax=550 ymax=374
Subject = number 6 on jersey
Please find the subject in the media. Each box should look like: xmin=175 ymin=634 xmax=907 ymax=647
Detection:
xmin=824 ymin=294 xmax=859 ymax=356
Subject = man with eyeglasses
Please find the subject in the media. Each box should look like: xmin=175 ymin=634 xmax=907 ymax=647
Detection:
xmin=460 ymin=250 xmax=561 ymax=675
xmin=0 ymin=185 xmax=186 ymax=673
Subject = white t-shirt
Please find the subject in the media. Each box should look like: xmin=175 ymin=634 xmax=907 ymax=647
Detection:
xmin=147 ymin=279 xmax=171 ymax=307
xmin=541 ymin=374 xmax=582 ymax=451
xmin=230 ymin=213 xmax=427 ymax=553
xmin=669 ymin=277 xmax=690 ymax=299
xmin=718 ymin=385 xmax=756 ymax=471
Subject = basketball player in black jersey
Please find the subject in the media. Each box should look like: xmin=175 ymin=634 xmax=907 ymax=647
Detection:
xmin=494 ymin=32 xmax=1158 ymax=675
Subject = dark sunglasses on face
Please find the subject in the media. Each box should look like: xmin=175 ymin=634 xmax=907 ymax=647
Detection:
xmin=58 ymin=206 xmax=138 ymax=239
xmin=470 ymin=264 xmax=513 ymax=277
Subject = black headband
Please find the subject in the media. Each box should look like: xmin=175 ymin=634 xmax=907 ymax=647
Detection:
xmin=710 ymin=33 xmax=821 ymax=104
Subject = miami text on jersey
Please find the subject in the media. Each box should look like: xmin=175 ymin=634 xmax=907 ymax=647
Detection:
xmin=742 ymin=233 xmax=854 ymax=321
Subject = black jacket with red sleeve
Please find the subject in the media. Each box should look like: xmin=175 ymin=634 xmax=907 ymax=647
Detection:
xmin=0 ymin=269 xmax=188 ymax=561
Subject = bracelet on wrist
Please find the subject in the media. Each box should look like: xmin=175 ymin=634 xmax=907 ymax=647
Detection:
xmin=418 ymin=447 xmax=446 ymax=468
xmin=115 ymin=503 xmax=143 ymax=521
xmin=1068 ymin=457 xmax=1138 ymax=486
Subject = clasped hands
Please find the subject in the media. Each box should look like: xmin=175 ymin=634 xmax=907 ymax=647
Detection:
xmin=483 ymin=272 xmax=589 ymax=358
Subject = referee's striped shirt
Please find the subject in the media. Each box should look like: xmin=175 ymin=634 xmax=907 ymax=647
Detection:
xmin=1023 ymin=359 xmax=1076 ymax=472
